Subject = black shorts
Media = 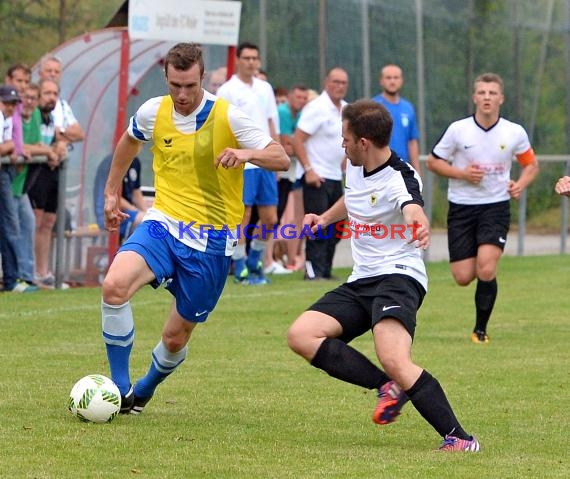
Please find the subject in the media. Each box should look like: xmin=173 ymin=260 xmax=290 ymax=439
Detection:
xmin=28 ymin=165 xmax=60 ymax=213
xmin=447 ymin=200 xmax=510 ymax=262
xmin=307 ymin=274 xmax=426 ymax=341
xmin=277 ymin=177 xmax=292 ymax=222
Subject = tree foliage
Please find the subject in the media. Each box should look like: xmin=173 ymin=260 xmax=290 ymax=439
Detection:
xmin=1 ymin=0 xmax=566 ymax=227
xmin=0 ymin=0 xmax=122 ymax=72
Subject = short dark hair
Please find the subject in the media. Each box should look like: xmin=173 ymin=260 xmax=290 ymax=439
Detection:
xmin=6 ymin=63 xmax=31 ymax=79
xmin=164 ymin=43 xmax=204 ymax=76
xmin=342 ymin=100 xmax=392 ymax=148
xmin=237 ymin=42 xmax=259 ymax=57
xmin=474 ymin=72 xmax=504 ymax=93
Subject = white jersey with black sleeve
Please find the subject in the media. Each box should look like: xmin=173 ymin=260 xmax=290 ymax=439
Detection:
xmin=345 ymin=152 xmax=427 ymax=291
xmin=431 ymin=115 xmax=533 ymax=205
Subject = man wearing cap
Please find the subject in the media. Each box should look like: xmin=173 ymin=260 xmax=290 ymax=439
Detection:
xmin=0 ymin=84 xmax=37 ymax=292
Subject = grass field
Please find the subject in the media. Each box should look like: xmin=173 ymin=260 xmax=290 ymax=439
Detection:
xmin=1 ymin=256 xmax=569 ymax=478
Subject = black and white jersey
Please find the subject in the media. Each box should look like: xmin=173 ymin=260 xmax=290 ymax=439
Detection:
xmin=344 ymin=152 xmax=427 ymax=290
xmin=432 ymin=115 xmax=533 ymax=205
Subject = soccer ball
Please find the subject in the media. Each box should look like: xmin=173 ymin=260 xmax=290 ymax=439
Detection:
xmin=68 ymin=374 xmax=121 ymax=423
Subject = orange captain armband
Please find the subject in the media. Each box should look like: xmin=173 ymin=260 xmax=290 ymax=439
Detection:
xmin=516 ymin=148 xmax=536 ymax=167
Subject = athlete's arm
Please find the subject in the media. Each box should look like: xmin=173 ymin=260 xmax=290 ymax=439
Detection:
xmin=104 ymin=132 xmax=141 ymax=231
xmin=304 ymin=196 xmax=347 ymax=235
xmin=426 ymin=153 xmax=484 ymax=184
xmin=402 ymin=203 xmax=430 ymax=250
xmin=508 ymin=149 xmax=539 ymax=200
xmin=555 ymin=176 xmax=570 ymax=196
xmin=215 ymin=140 xmax=289 ymax=171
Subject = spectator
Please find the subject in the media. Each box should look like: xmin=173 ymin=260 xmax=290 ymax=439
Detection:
xmin=255 ymin=68 xmax=269 ymax=81
xmin=426 ymin=72 xmax=539 ymax=344
xmin=100 ymin=43 xmax=288 ymax=413
xmin=274 ymin=86 xmax=288 ymax=105
xmin=204 ymin=66 xmax=227 ymax=94
xmin=0 ymin=84 xmax=36 ymax=292
xmin=372 ymin=64 xmax=420 ymax=173
xmin=26 ymin=79 xmax=68 ymax=288
xmin=15 ymin=82 xmax=56 ymax=288
xmin=275 ymin=85 xmax=310 ymax=271
xmin=37 ymin=55 xmax=85 ymax=149
xmin=5 ymin=64 xmax=31 ymax=162
xmin=217 ymin=42 xmax=284 ymax=283
xmin=5 ymin=65 xmax=41 ymax=290
xmin=294 ymin=67 xmax=348 ymax=280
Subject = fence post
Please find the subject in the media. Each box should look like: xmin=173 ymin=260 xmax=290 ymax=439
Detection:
xmin=517 ymin=189 xmax=527 ymax=256
xmin=561 ymin=160 xmax=570 ymax=254
xmin=54 ymin=158 xmax=67 ymax=289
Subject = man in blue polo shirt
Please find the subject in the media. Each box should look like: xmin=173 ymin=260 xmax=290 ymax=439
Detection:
xmin=372 ymin=64 xmax=420 ymax=174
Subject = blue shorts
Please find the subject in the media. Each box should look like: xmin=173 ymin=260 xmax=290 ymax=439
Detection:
xmin=243 ymin=168 xmax=278 ymax=207
xmin=119 ymin=221 xmax=231 ymax=322
xmin=120 ymin=209 xmax=139 ymax=239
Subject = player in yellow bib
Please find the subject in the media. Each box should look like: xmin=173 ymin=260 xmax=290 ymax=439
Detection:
xmin=101 ymin=43 xmax=289 ymax=414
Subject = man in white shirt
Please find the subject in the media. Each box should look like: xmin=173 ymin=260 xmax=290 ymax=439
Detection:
xmin=426 ymin=72 xmax=539 ymax=344
xmin=217 ymin=42 xmax=281 ymax=284
xmin=294 ymin=67 xmax=348 ymax=280
xmin=288 ymin=99 xmax=480 ymax=452
xmin=38 ymin=55 xmax=84 ymax=152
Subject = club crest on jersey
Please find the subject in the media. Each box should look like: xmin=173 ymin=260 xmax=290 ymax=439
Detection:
xmin=164 ymin=138 xmax=173 ymax=148
xmin=369 ymin=193 xmax=378 ymax=206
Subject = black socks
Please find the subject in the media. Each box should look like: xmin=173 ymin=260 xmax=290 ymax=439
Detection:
xmin=406 ymin=370 xmax=470 ymax=439
xmin=311 ymin=338 xmax=390 ymax=390
xmin=475 ymin=278 xmax=497 ymax=333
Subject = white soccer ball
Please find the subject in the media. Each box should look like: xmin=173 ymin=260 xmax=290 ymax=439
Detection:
xmin=68 ymin=374 xmax=121 ymax=423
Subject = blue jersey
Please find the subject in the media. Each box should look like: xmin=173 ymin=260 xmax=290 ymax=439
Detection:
xmin=371 ymin=95 xmax=418 ymax=162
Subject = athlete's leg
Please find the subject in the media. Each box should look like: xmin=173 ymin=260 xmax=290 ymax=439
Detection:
xmin=249 ymin=204 xmax=278 ymax=274
xmin=288 ymin=311 xmax=390 ymax=390
xmin=101 ymin=251 xmax=156 ymax=395
xmin=475 ymin=244 xmax=502 ymax=281
xmin=472 ymin=244 xmax=502 ymax=338
xmin=450 ymin=257 xmax=477 ymax=286
xmin=133 ymin=301 xmax=198 ymax=400
xmin=374 ymin=319 xmax=472 ymax=440
xmin=233 ymin=205 xmax=253 ymax=281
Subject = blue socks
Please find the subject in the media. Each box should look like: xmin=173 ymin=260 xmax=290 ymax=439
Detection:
xmin=134 ymin=341 xmax=187 ymax=399
xmin=247 ymin=239 xmax=266 ymax=274
xmin=101 ymin=300 xmax=135 ymax=396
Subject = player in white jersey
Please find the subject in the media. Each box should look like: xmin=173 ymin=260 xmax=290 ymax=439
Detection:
xmin=427 ymin=73 xmax=539 ymax=344
xmin=288 ymin=100 xmax=480 ymax=452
